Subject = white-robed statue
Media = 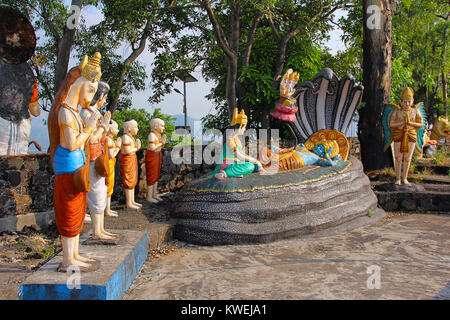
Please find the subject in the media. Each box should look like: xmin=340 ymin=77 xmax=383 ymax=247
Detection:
xmin=80 ymin=81 xmax=117 ymax=241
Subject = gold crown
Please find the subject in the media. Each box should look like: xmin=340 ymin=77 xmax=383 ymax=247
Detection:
xmin=288 ymin=71 xmax=300 ymax=82
xmin=400 ymin=87 xmax=414 ymax=101
xmin=231 ymin=108 xmax=248 ymax=126
xmin=80 ymin=52 xmax=102 ymax=82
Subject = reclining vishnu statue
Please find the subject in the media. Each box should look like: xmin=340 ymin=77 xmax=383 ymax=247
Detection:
xmin=172 ymin=68 xmax=384 ymax=246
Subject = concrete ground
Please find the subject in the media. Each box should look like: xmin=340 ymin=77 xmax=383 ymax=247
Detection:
xmin=124 ymin=213 xmax=450 ymax=300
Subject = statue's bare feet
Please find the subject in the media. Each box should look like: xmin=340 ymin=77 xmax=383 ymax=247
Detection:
xmin=75 ymin=254 xmax=96 ymax=263
xmin=105 ymin=211 xmax=118 ymax=217
xmin=395 ymin=180 xmax=401 ymax=185
xmin=133 ymin=202 xmax=143 ymax=208
xmin=215 ymin=172 xmax=227 ymax=180
xmin=147 ymin=197 xmax=159 ymax=204
xmin=127 ymin=204 xmax=140 ymax=210
xmin=402 ymin=179 xmax=410 ymax=185
xmin=67 ymin=258 xmax=91 ymax=269
xmin=93 ymin=232 xmax=117 ymax=240
xmin=101 ymin=229 xmax=118 ymax=237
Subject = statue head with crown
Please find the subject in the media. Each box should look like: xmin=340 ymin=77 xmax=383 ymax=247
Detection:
xmin=228 ymin=107 xmax=248 ymax=134
xmin=399 ymin=87 xmax=415 ymax=111
xmin=66 ymin=52 xmax=102 ymax=110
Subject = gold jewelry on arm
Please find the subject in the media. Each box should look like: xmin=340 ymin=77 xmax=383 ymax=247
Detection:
xmin=83 ymin=126 xmax=93 ymax=135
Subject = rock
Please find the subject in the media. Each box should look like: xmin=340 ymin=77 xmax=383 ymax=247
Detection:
xmin=7 ymin=170 xmax=21 ymax=187
xmin=401 ymin=199 xmax=417 ymax=211
xmin=32 ymin=170 xmax=50 ymax=185
xmin=173 ymin=157 xmax=385 ymax=245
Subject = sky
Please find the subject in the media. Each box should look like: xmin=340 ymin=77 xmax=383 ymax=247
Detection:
xmin=29 ymin=4 xmax=349 ymax=152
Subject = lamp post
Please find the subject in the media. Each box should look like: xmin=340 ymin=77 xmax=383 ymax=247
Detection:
xmin=174 ymin=71 xmax=198 ymax=131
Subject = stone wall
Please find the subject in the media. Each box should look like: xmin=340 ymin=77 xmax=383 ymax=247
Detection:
xmin=112 ymin=146 xmax=216 ymax=203
xmin=0 ymin=146 xmax=217 ymax=219
xmin=0 ymin=154 xmax=54 ymax=218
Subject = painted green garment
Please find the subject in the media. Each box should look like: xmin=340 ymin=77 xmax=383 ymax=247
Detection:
xmin=209 ymin=138 xmax=257 ymax=178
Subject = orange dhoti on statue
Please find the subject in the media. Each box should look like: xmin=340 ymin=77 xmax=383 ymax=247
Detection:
xmin=53 ymin=173 xmax=87 ymax=237
xmin=119 ymin=153 xmax=138 ymax=189
xmin=106 ymin=158 xmax=116 ymax=198
xmin=145 ymin=150 xmax=162 ymax=186
xmin=392 ymin=128 xmax=417 ymax=154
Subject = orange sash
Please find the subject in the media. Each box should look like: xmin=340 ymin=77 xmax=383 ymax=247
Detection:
xmin=53 ymin=173 xmax=87 ymax=237
xmin=145 ymin=150 xmax=162 ymax=186
xmin=119 ymin=153 xmax=138 ymax=189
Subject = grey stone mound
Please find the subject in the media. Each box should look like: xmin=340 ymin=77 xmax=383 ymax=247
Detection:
xmin=172 ymin=156 xmax=385 ymax=245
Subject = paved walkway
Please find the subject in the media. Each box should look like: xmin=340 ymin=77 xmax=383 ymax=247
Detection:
xmin=124 ymin=213 xmax=450 ymax=300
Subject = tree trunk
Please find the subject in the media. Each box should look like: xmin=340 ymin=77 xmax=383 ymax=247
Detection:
xmin=443 ymin=71 xmax=448 ymax=118
xmin=359 ymin=0 xmax=396 ymax=171
xmin=54 ymin=0 xmax=83 ymax=94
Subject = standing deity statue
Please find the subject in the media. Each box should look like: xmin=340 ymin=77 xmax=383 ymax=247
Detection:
xmin=145 ymin=118 xmax=166 ymax=203
xmin=382 ymin=87 xmax=427 ymax=185
xmin=270 ymin=69 xmax=300 ymax=123
xmin=210 ymin=108 xmax=266 ymax=180
xmin=48 ymin=52 xmax=111 ymax=271
xmin=80 ymin=81 xmax=117 ymax=241
xmin=105 ymin=120 xmax=122 ymax=216
xmin=119 ymin=119 xmax=142 ymax=209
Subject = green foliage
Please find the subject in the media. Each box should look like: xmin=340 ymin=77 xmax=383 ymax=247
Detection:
xmin=112 ymin=107 xmax=179 ymax=148
xmin=340 ymin=0 xmax=449 ymax=123
xmin=2 ymin=0 xmax=100 ymax=110
xmin=392 ymin=0 xmax=449 ymax=122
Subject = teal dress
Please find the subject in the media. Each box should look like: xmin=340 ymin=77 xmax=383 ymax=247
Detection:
xmin=210 ymin=137 xmax=257 ymax=178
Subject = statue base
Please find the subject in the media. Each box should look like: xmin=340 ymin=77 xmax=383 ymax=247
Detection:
xmin=82 ymin=234 xmax=124 ymax=246
xmin=374 ymin=183 xmax=426 ymax=192
xmin=19 ymin=230 xmax=148 ymax=300
xmin=172 ymin=156 xmax=385 ymax=245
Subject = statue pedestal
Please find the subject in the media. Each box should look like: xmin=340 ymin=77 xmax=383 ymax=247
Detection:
xmin=173 ymin=156 xmax=386 ymax=245
xmin=19 ymin=230 xmax=148 ymax=300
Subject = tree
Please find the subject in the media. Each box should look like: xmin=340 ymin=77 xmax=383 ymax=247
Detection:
xmin=112 ymin=107 xmax=179 ymax=148
xmin=3 ymin=0 xmax=99 ymax=110
xmin=391 ymin=0 xmax=449 ymax=121
xmin=358 ymin=0 xmax=396 ymax=171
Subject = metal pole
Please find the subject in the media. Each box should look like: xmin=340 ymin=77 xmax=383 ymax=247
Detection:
xmin=183 ymin=79 xmax=187 ymax=129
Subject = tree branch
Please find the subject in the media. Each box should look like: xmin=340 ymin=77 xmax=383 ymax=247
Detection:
xmin=243 ymin=11 xmax=263 ymax=67
xmin=201 ymin=0 xmax=235 ymax=59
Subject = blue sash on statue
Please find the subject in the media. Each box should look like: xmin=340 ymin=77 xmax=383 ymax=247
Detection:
xmin=53 ymin=145 xmax=86 ymax=175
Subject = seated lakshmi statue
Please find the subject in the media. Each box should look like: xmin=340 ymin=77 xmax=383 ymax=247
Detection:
xmin=259 ymin=130 xmax=348 ymax=173
xmin=211 ymin=108 xmax=266 ymax=180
